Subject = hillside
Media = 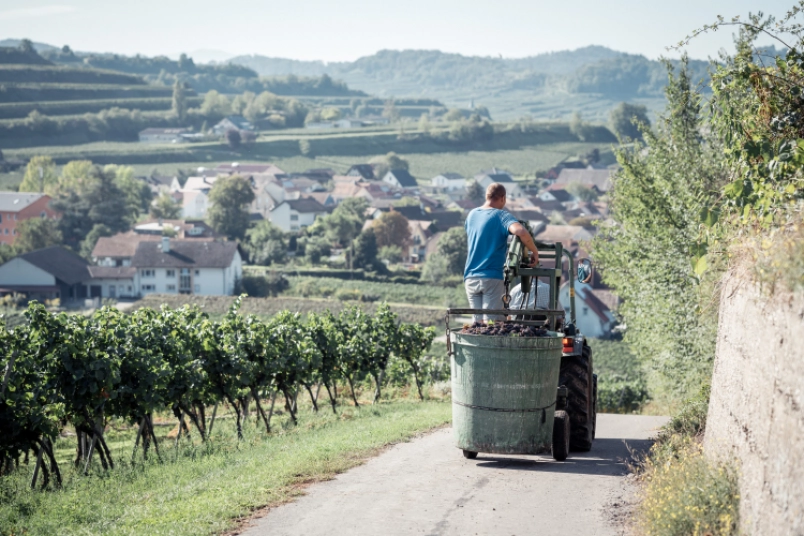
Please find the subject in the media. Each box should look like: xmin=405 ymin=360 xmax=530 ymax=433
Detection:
xmin=229 ymin=47 xmax=711 ymax=121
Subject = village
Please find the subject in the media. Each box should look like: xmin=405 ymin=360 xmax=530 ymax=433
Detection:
xmin=0 ymin=129 xmax=619 ymax=337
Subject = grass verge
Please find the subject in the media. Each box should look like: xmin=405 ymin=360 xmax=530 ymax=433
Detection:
xmin=634 ymin=386 xmax=740 ymax=536
xmin=0 ymin=400 xmax=450 ymax=536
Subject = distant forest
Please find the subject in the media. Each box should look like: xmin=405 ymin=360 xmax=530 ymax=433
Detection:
xmin=229 ymin=47 xmax=713 ymax=100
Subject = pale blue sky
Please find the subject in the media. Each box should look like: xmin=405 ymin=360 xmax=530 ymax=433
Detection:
xmin=0 ymin=0 xmax=792 ymax=62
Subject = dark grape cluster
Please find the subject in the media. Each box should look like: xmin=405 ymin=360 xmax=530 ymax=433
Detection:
xmin=461 ymin=322 xmax=549 ymax=337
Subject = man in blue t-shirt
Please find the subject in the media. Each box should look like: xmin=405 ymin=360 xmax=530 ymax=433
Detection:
xmin=464 ymin=183 xmax=540 ymax=322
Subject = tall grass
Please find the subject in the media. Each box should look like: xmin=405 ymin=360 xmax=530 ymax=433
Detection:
xmin=0 ymin=401 xmax=450 ymax=536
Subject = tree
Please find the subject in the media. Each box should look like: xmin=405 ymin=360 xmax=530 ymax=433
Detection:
xmin=57 ymin=160 xmax=94 ymax=194
xmin=207 ymin=175 xmax=255 ymax=240
xmin=566 ymin=182 xmax=599 ymax=202
xmin=18 ymin=39 xmax=35 ymax=54
xmin=420 ymin=253 xmax=450 ymax=285
xmin=19 ymin=156 xmax=57 ymax=194
xmin=591 ymin=60 xmax=726 ymax=404
xmin=372 ymin=211 xmax=410 ymax=249
xmin=382 ymin=99 xmax=399 ymax=122
xmin=434 ymin=227 xmax=467 ymax=275
xmin=14 ymin=218 xmax=62 ymax=254
xmin=369 ymin=152 xmax=409 ymax=180
xmin=609 ymin=102 xmax=651 ymax=141
xmin=351 ymin=229 xmax=380 ymax=270
xmin=105 ymin=164 xmax=152 ymax=221
xmin=79 ymin=224 xmax=113 ymax=259
xmin=226 ymin=129 xmax=241 ymax=149
xmin=308 ymin=197 xmax=367 ymax=245
xmin=52 ymin=165 xmax=130 ymax=248
xmin=444 ymin=108 xmax=464 ymax=122
xmin=320 ymin=107 xmax=341 ymax=121
xmin=466 ymin=180 xmax=484 ymax=203
xmin=245 ymin=221 xmax=287 ymax=265
xmin=378 ymin=245 xmax=403 ymax=263
xmin=172 ymin=80 xmax=188 ymax=122
xmin=199 ymin=90 xmax=231 ymax=117
xmin=150 ymin=193 xmax=182 ymax=220
xmin=570 ymin=111 xmax=594 ymax=141
xmin=300 ymin=235 xmax=330 ymax=265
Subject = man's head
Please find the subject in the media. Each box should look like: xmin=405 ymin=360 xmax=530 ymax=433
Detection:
xmin=485 ymin=183 xmax=507 ymax=208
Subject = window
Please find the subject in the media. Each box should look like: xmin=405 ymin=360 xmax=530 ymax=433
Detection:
xmin=0 ymin=214 xmax=3 ymax=223
xmin=142 ymin=284 xmax=156 ymax=292
xmin=166 ymin=269 xmax=176 ymax=277
xmin=166 ymin=284 xmax=176 ymax=291
xmin=11 ymin=230 xmax=15 ymax=235
xmin=3 ymin=229 xmax=7 ymax=235
xmin=127 ymin=286 xmax=132 ymax=292
xmin=193 ymin=284 xmax=200 ymax=293
xmin=582 ymin=307 xmax=589 ymax=316
xmin=141 ymin=269 xmax=155 ymax=277
xmin=194 ymin=269 xmax=200 ymax=276
xmin=41 ymin=211 xmax=47 ymax=218
xmin=290 ymin=214 xmax=299 ymax=221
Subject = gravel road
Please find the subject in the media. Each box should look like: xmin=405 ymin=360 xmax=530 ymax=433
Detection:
xmin=240 ymin=414 xmax=667 ymax=536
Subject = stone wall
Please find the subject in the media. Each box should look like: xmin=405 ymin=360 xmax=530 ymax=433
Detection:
xmin=704 ymin=272 xmax=804 ymax=536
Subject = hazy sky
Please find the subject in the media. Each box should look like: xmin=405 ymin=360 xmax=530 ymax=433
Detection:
xmin=0 ymin=0 xmax=792 ymax=62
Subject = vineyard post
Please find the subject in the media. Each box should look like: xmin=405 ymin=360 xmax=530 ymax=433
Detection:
xmin=29 ymin=446 xmax=43 ymax=490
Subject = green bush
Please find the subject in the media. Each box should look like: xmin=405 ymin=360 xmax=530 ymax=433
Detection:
xmin=334 ymin=288 xmax=363 ymax=301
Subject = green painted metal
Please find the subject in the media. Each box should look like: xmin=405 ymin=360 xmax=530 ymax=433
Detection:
xmin=450 ymin=330 xmax=563 ymax=454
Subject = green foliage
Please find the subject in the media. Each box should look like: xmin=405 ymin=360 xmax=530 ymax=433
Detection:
xmin=308 ymin=197 xmax=367 ymax=246
xmin=171 ymin=80 xmax=188 ymax=122
xmin=237 ymin=272 xmax=289 ymax=297
xmin=13 ymin=217 xmax=62 ymax=254
xmin=245 ymin=220 xmax=287 ymax=266
xmin=378 ymin=245 xmax=403 ymax=263
xmin=372 ymin=211 xmax=411 ymax=249
xmin=435 ymin=226 xmax=467 ymax=275
xmin=52 ymin=164 xmax=131 ymax=248
xmin=591 ymin=59 xmax=727 ymax=405
xmin=569 ymin=111 xmax=595 ymax=141
xmin=299 ymin=235 xmax=331 ymax=265
xmin=369 ymin=151 xmax=409 ymax=178
xmin=566 ymin=182 xmax=599 ymax=202
xmin=351 ymin=229 xmax=380 ymax=271
xmin=608 ymin=102 xmax=651 ymax=140
xmin=207 ymin=175 xmax=255 ymax=240
xmin=19 ymin=155 xmax=57 ymax=193
xmin=588 ymin=338 xmax=649 ymax=413
xmin=150 ymin=192 xmax=182 ymax=220
xmin=79 ymin=223 xmax=112 ymax=259
xmin=708 ymin=18 xmax=804 ymax=226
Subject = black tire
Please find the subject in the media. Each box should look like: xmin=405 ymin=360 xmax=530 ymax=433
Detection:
xmin=552 ymin=410 xmax=570 ymax=461
xmin=559 ymin=343 xmax=594 ymax=452
xmin=462 ymin=449 xmax=478 ymax=459
xmin=592 ymin=373 xmax=598 ymax=440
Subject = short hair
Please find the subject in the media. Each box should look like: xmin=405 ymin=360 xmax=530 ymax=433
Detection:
xmin=485 ymin=183 xmax=507 ymax=201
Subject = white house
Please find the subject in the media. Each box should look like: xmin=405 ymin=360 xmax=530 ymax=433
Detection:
xmin=212 ymin=116 xmax=254 ymax=136
xmin=475 ymin=172 xmax=525 ymax=199
xmin=269 ymin=198 xmax=328 ymax=232
xmin=179 ymin=190 xmax=210 ymax=219
xmin=559 ymin=282 xmax=616 ymax=338
xmin=383 ymin=169 xmax=418 ymax=190
xmin=430 ymin=172 xmax=466 ymax=192
xmin=131 ymin=238 xmax=242 ymax=297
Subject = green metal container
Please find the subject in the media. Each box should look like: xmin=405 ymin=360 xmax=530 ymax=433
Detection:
xmin=450 ymin=330 xmax=563 ymax=455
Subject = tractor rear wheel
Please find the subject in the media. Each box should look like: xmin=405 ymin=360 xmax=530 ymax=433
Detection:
xmin=552 ymin=410 xmax=570 ymax=461
xmin=560 ymin=343 xmax=595 ymax=452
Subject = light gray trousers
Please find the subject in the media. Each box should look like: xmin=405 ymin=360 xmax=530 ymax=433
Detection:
xmin=464 ymin=277 xmax=505 ymax=322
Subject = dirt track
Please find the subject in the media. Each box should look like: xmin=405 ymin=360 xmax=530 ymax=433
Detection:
xmin=240 ymin=414 xmax=667 ymax=536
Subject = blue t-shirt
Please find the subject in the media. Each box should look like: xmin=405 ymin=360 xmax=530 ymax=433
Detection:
xmin=463 ymin=208 xmax=519 ymax=280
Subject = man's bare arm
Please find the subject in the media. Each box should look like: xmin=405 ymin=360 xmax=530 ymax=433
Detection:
xmin=509 ymin=222 xmax=539 ymax=266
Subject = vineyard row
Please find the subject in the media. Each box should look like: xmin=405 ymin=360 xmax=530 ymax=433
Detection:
xmin=0 ymin=297 xmax=437 ymax=489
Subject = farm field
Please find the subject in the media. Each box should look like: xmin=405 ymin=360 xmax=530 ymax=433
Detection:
xmin=281 ymin=275 xmax=465 ymax=307
xmin=0 ymin=400 xmax=451 ymax=536
xmin=131 ymin=293 xmax=447 ymax=327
